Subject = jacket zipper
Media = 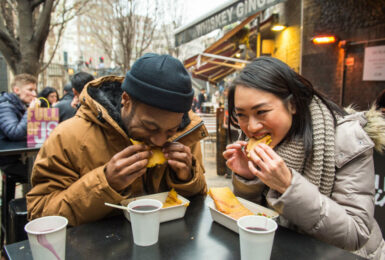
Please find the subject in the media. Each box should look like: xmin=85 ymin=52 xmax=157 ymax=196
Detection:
xmin=172 ymin=120 xmax=204 ymax=142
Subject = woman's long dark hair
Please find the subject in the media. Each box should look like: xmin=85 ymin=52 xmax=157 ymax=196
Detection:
xmin=228 ymin=56 xmax=346 ymax=154
xmin=38 ymin=86 xmax=59 ymax=107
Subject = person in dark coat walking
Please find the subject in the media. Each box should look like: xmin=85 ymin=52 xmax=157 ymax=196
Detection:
xmin=54 ymin=83 xmax=76 ymax=122
xmin=197 ymin=88 xmax=206 ymax=113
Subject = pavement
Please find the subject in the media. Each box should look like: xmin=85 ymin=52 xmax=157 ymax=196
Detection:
xmin=201 ymin=141 xmax=233 ymax=189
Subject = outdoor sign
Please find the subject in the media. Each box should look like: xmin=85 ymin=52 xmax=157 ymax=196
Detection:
xmin=174 ymin=0 xmax=285 ymax=46
xmin=363 ymin=45 xmax=385 ymax=81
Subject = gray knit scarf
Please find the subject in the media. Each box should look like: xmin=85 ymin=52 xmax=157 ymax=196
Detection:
xmin=275 ymin=96 xmax=336 ymax=196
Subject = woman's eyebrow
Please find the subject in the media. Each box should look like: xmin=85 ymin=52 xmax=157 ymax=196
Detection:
xmin=235 ymin=103 xmax=267 ymax=111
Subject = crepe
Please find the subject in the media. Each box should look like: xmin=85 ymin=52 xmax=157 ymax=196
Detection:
xmin=130 ymin=139 xmax=166 ymax=167
xmin=162 ymin=188 xmax=182 ymax=208
xmin=246 ymin=135 xmax=272 ymax=155
xmin=208 ymin=187 xmax=254 ymax=220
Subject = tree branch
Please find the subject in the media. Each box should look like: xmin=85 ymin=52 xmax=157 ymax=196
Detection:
xmin=33 ymin=0 xmax=54 ymax=48
xmin=39 ymin=19 xmax=65 ymax=72
xmin=0 ymin=34 xmax=20 ymax=73
xmin=31 ymin=0 xmax=45 ymax=10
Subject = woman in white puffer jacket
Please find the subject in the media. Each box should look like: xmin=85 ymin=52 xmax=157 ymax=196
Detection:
xmin=224 ymin=56 xmax=385 ymax=259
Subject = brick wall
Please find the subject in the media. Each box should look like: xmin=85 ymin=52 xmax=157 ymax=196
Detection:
xmin=302 ymin=0 xmax=385 ymax=109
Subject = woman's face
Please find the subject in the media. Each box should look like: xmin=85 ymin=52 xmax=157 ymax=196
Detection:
xmin=47 ymin=92 xmax=58 ymax=104
xmin=234 ymin=85 xmax=295 ymax=147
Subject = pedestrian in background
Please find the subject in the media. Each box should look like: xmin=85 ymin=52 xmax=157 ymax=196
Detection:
xmin=54 ymin=83 xmax=76 ymax=122
xmin=0 ymin=73 xmax=39 ymax=174
xmin=224 ymin=56 xmax=385 ymax=259
xmin=38 ymin=86 xmax=59 ymax=107
xmin=197 ymin=88 xmax=206 ymax=113
xmin=70 ymin=72 xmax=95 ymax=108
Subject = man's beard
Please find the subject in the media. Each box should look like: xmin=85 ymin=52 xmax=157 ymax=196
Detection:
xmin=121 ymin=104 xmax=136 ymax=138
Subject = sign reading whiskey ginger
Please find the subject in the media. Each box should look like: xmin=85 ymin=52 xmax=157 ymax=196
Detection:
xmin=174 ymin=0 xmax=285 ymax=46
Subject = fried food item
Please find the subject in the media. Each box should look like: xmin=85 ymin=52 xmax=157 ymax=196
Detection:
xmin=208 ymin=187 xmax=254 ymax=220
xmin=130 ymin=139 xmax=166 ymax=167
xmin=162 ymin=188 xmax=183 ymax=208
xmin=246 ymin=135 xmax=272 ymax=155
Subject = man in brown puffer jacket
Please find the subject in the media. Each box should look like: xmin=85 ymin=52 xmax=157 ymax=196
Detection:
xmin=27 ymin=53 xmax=208 ymax=226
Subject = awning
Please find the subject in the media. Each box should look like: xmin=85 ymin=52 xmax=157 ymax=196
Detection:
xmin=184 ymin=12 xmax=278 ymax=84
xmin=184 ymin=13 xmax=259 ymax=84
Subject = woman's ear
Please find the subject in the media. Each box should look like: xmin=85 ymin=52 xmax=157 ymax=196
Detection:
xmin=288 ymin=100 xmax=296 ymax=114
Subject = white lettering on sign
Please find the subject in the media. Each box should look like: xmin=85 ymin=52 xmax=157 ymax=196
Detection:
xmin=375 ymin=174 xmax=385 ymax=207
xmin=236 ymin=2 xmax=245 ymax=17
xmin=175 ymin=0 xmax=286 ymax=46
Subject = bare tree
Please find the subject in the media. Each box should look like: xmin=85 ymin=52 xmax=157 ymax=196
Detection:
xmin=86 ymin=0 xmax=158 ymax=71
xmin=158 ymin=0 xmax=185 ymax=58
xmin=0 ymin=0 xmax=88 ymax=77
xmin=40 ymin=0 xmax=89 ymax=73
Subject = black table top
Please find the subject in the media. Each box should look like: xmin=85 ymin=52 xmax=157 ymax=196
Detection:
xmin=4 ymin=195 xmax=364 ymax=260
xmin=0 ymin=139 xmax=41 ymax=156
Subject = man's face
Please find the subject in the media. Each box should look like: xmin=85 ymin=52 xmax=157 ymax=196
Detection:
xmin=13 ymin=83 xmax=37 ymax=105
xmin=121 ymin=93 xmax=184 ymax=147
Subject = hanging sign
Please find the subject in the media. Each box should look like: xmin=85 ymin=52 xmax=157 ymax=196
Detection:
xmin=175 ymin=0 xmax=285 ymax=46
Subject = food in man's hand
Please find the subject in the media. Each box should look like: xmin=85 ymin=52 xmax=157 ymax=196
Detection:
xmin=246 ymin=135 xmax=272 ymax=155
xmin=130 ymin=139 xmax=166 ymax=167
xmin=163 ymin=188 xmax=182 ymax=208
xmin=208 ymin=187 xmax=254 ymax=220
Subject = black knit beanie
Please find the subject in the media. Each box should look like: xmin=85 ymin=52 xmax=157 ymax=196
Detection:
xmin=121 ymin=53 xmax=194 ymax=113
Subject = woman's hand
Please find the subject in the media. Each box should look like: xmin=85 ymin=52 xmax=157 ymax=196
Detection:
xmin=248 ymin=143 xmax=292 ymax=194
xmin=223 ymin=141 xmax=255 ymax=179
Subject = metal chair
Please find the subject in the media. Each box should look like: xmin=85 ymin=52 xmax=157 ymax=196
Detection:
xmin=1 ymin=170 xmax=28 ymax=248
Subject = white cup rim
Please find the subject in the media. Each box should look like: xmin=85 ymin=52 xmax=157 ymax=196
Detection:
xmin=25 ymin=216 xmax=68 ymax=235
xmin=237 ymin=215 xmax=278 ymax=234
xmin=128 ymin=198 xmax=163 ymax=214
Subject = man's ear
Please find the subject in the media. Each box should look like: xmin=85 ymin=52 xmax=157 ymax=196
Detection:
xmin=72 ymin=88 xmax=79 ymax=97
xmin=13 ymin=86 xmax=20 ymax=95
xmin=121 ymin=91 xmax=132 ymax=108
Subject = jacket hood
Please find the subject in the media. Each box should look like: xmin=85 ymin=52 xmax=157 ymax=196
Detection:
xmin=345 ymin=105 xmax=385 ymax=153
xmin=77 ymin=75 xmax=204 ymax=143
xmin=0 ymin=92 xmax=26 ymax=112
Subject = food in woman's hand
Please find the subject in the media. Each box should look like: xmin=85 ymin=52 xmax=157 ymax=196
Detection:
xmin=208 ymin=187 xmax=254 ymax=220
xmin=246 ymin=135 xmax=272 ymax=156
xmin=130 ymin=139 xmax=166 ymax=167
xmin=163 ymin=188 xmax=182 ymax=208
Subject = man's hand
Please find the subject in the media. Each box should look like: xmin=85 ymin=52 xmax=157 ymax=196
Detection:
xmin=71 ymin=95 xmax=79 ymax=108
xmin=163 ymin=142 xmax=192 ymax=181
xmin=105 ymin=143 xmax=151 ymax=192
xmin=28 ymin=98 xmax=41 ymax=109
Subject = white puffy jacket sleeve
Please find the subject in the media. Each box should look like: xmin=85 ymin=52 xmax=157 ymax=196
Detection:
xmin=267 ymin=118 xmax=376 ymax=251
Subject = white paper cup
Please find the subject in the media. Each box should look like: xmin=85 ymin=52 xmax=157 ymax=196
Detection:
xmin=128 ymin=198 xmax=162 ymax=246
xmin=24 ymin=216 xmax=68 ymax=260
xmin=237 ymin=215 xmax=278 ymax=260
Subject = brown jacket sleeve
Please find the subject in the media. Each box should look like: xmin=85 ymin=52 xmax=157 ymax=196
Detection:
xmin=26 ymin=124 xmax=127 ymax=226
